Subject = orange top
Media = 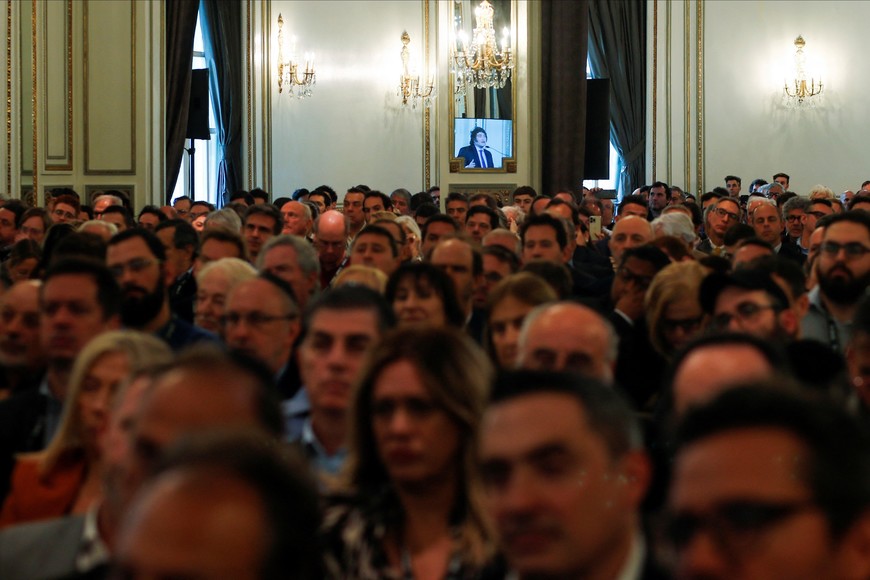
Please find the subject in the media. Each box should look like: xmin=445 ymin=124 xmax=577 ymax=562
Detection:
xmin=0 ymin=451 xmax=86 ymax=528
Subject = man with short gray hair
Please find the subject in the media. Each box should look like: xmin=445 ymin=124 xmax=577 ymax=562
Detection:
xmin=257 ymin=235 xmax=321 ymax=310
xmin=517 ymin=301 xmax=617 ymax=385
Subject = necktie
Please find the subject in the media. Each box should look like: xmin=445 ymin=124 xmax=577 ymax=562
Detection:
xmin=479 ymin=149 xmax=486 ymax=169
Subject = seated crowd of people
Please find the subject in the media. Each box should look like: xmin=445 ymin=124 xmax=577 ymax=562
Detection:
xmin=0 ymin=176 xmax=867 ymax=579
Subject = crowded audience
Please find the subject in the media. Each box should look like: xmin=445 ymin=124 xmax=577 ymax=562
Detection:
xmin=0 ymin=178 xmax=867 ymax=579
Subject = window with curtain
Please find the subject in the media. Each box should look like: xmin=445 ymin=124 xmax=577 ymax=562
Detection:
xmin=170 ymin=13 xmax=218 ymax=205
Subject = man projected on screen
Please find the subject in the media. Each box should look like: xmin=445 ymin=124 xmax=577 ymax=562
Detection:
xmin=458 ymin=127 xmax=496 ymax=169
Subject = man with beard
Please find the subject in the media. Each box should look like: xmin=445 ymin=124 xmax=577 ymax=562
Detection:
xmin=802 ymin=212 xmax=870 ymax=353
xmin=106 ymin=229 xmax=215 ymax=349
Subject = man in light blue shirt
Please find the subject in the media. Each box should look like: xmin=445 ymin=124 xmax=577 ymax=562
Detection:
xmin=291 ymin=286 xmax=396 ymax=478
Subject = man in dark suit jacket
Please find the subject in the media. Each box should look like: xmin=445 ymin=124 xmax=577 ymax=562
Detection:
xmin=457 ymin=126 xmax=496 ymax=169
xmin=479 ymin=370 xmax=670 ymax=580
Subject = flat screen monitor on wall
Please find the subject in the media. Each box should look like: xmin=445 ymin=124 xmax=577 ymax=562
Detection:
xmin=454 ymin=118 xmax=513 ymax=170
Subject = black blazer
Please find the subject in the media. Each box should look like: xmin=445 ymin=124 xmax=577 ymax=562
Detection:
xmin=457 ymin=145 xmax=495 ymax=169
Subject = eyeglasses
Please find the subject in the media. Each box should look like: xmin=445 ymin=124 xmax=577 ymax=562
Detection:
xmin=52 ymin=209 xmax=77 ymax=221
xmin=108 ymin=258 xmax=157 ymax=278
xmin=666 ymin=500 xmax=817 ymax=559
xmin=820 ymin=241 xmax=870 ymax=260
xmin=785 ymin=215 xmax=804 ymax=223
xmin=221 ymin=312 xmax=295 ymax=328
xmin=715 ymin=207 xmax=739 ymax=221
xmin=662 ymin=316 xmax=704 ymax=334
xmin=712 ymin=302 xmax=778 ymax=329
xmin=616 ymin=267 xmax=654 ymax=289
xmin=806 ymin=211 xmax=828 ymax=219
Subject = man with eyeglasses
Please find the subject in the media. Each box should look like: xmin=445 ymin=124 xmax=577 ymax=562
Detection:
xmin=700 ymin=268 xmax=799 ymax=342
xmin=667 ymin=385 xmax=870 ymax=580
xmin=171 ymin=196 xmax=192 ymax=222
xmin=802 ymin=211 xmax=870 ymax=353
xmin=608 ymin=245 xmax=671 ymax=410
xmin=797 ymin=198 xmax=836 ymax=253
xmin=697 ymin=197 xmax=740 ymax=256
xmin=92 ymin=193 xmax=122 ymax=219
xmin=50 ymin=194 xmax=80 ymax=225
xmin=223 ymin=274 xmax=302 ymax=401
xmin=781 ymin=195 xmax=810 ymax=248
xmin=106 ymin=229 xmax=215 ymax=350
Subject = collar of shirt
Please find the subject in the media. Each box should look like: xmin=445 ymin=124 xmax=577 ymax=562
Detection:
xmin=282 ymin=387 xmax=311 ymax=441
xmin=38 ymin=376 xmax=63 ymax=447
xmin=76 ymin=504 xmax=110 ymax=573
xmin=301 ymin=418 xmax=347 ymax=476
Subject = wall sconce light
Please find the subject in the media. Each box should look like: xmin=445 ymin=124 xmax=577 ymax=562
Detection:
xmin=398 ymin=32 xmax=435 ymax=109
xmin=783 ymin=35 xmax=823 ymax=109
xmin=277 ymin=13 xmax=316 ymax=98
xmin=451 ymin=0 xmax=513 ymax=93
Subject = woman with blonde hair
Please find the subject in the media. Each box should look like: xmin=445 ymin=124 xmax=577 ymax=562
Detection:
xmin=395 ymin=215 xmax=423 ymax=261
xmin=486 ymin=272 xmax=557 ymax=368
xmin=322 ymin=326 xmax=495 ymax=578
xmin=645 ymin=260 xmax=709 ymax=359
xmin=332 ymin=264 xmax=389 ymax=293
xmin=0 ymin=330 xmax=171 ymax=527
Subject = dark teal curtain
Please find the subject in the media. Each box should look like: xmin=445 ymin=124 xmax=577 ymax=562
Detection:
xmin=541 ymin=0 xmax=588 ymax=195
xmin=165 ymin=0 xmax=199 ymax=203
xmin=588 ymin=0 xmax=646 ymax=199
xmin=200 ymin=0 xmax=243 ymax=207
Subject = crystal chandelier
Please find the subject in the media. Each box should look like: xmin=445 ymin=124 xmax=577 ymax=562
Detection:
xmin=451 ymin=0 xmax=513 ymax=93
xmin=783 ymin=36 xmax=823 ymax=109
xmin=276 ymin=13 xmax=316 ymax=99
xmin=398 ymin=32 xmax=435 ymax=109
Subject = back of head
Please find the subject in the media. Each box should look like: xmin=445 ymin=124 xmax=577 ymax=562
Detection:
xmin=147 ymin=344 xmax=284 ymax=439
xmin=138 ymin=430 xmax=323 ymax=579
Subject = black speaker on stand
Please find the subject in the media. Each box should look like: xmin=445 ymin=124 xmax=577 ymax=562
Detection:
xmin=584 ymin=79 xmax=611 ymax=181
xmin=185 ymin=69 xmax=211 ymax=198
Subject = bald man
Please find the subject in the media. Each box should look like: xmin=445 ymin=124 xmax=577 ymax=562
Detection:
xmin=313 ymin=211 xmax=349 ymax=288
xmin=517 ymin=302 xmax=617 ymax=384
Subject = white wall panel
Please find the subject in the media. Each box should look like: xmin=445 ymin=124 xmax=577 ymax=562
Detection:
xmin=652 ymin=0 xmax=870 ymax=195
xmin=268 ymin=0 xmax=426 ymax=198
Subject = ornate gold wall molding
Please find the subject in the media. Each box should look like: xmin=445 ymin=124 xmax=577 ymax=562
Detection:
xmin=423 ymin=0 xmax=431 ymax=190
xmin=650 ymin=0 xmax=704 ymax=193
xmin=83 ymin=0 xmax=137 ymax=175
xmin=6 ymin=0 xmax=12 ymax=192
xmin=651 ymin=0 xmax=657 ymax=178
xmin=31 ymin=0 xmax=37 ymax=197
xmin=43 ymin=0 xmax=72 ymax=171
xmin=696 ymin=0 xmax=703 ymax=193
xmin=246 ymin=0 xmax=253 ymax=188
